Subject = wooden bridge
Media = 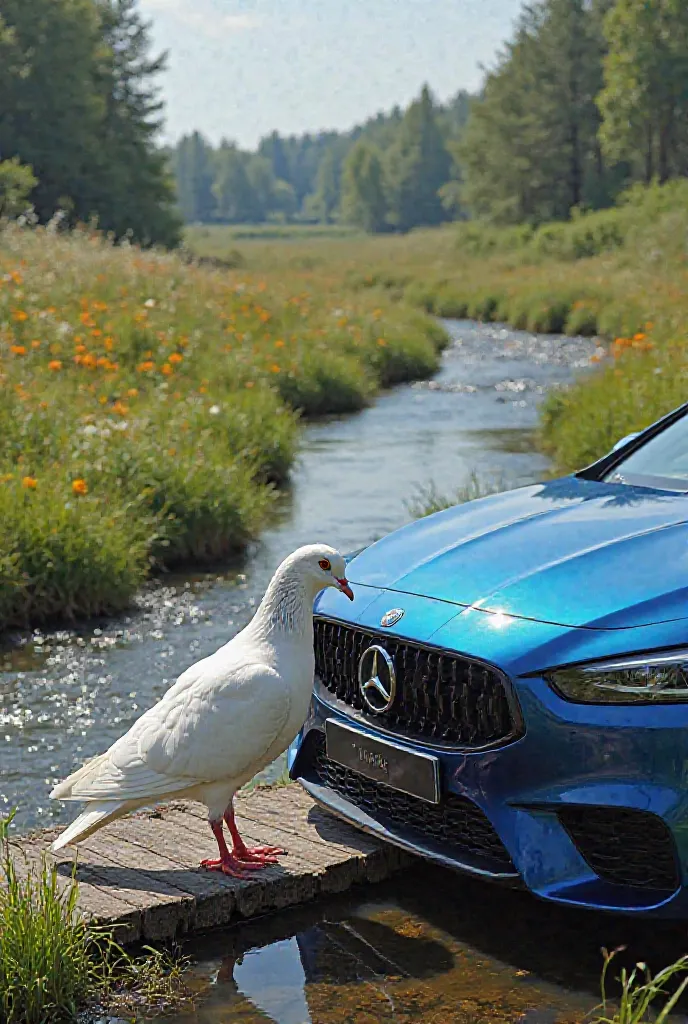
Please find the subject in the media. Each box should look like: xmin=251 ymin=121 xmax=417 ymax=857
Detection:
xmin=8 ymin=785 xmax=410 ymax=944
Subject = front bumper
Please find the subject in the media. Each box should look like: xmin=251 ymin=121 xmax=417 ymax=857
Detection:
xmin=290 ymin=591 xmax=688 ymax=917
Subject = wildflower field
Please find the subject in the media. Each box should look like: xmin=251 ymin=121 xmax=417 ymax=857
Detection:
xmin=0 ymin=223 xmax=446 ymax=630
xmin=191 ymin=181 xmax=688 ymax=480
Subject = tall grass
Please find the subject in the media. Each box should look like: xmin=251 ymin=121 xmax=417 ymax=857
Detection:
xmin=593 ymin=948 xmax=688 ymax=1024
xmin=0 ymin=221 xmax=446 ymax=629
xmin=0 ymin=811 xmax=189 ymax=1023
xmin=406 ymin=471 xmax=510 ymax=519
xmin=283 ymin=180 xmax=688 ymax=477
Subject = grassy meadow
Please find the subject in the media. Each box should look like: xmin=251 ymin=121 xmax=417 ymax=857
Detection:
xmin=0 ymin=222 xmax=446 ymax=630
xmin=188 ymin=181 xmax=688 ymax=480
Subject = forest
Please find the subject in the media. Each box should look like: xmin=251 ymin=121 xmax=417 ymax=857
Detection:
xmin=3 ymin=0 xmax=688 ymax=239
xmin=171 ymin=0 xmax=688 ymax=232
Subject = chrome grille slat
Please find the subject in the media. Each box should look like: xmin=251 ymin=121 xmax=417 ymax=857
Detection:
xmin=314 ymin=617 xmax=518 ymax=748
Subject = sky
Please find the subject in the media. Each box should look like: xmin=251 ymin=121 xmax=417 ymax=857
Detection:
xmin=138 ymin=0 xmax=525 ymax=150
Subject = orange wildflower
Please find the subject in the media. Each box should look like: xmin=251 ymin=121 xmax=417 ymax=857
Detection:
xmin=377 ymin=338 xmax=387 ymax=347
xmin=161 ymin=363 xmax=173 ymax=376
xmin=31 ymin=340 xmax=41 ymax=350
xmin=22 ymin=476 xmax=37 ymax=490
xmin=275 ymin=340 xmax=285 ymax=348
xmin=12 ymin=309 xmax=28 ymax=322
xmin=112 ymin=400 xmax=128 ymax=416
xmin=269 ymin=364 xmax=281 ymax=373
xmin=168 ymin=352 xmax=183 ymax=364
xmin=98 ymin=395 xmax=108 ymax=405
xmin=10 ymin=345 xmax=26 ymax=356
xmin=48 ymin=360 xmax=62 ymax=371
xmin=104 ymin=336 xmax=114 ymax=351
xmin=72 ymin=478 xmax=88 ymax=496
xmin=137 ymin=360 xmax=155 ymax=372
xmin=82 ymin=353 xmax=97 ymax=369
xmin=75 ymin=344 xmax=87 ymax=354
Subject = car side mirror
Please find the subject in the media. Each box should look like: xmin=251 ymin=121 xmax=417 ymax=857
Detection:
xmin=611 ymin=431 xmax=640 ymax=453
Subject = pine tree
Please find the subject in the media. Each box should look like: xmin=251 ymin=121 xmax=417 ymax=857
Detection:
xmin=307 ymin=150 xmax=341 ymax=223
xmin=461 ymin=0 xmax=611 ymax=224
xmin=386 ymin=85 xmax=452 ymax=231
xmin=94 ymin=0 xmax=180 ymax=245
xmin=213 ymin=144 xmax=260 ymax=223
xmin=598 ymin=0 xmax=688 ymax=184
xmin=340 ymin=141 xmax=388 ymax=233
xmin=173 ymin=132 xmax=216 ymax=223
xmin=0 ymin=0 xmax=107 ymax=223
xmin=0 ymin=0 xmax=180 ymax=244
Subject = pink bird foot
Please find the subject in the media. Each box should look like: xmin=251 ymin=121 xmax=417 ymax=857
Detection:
xmin=232 ymin=844 xmax=285 ymax=866
xmin=224 ymin=807 xmax=287 ymax=867
xmin=200 ymin=852 xmax=265 ymax=879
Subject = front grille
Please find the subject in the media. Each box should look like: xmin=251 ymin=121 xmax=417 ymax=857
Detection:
xmin=314 ymin=617 xmax=517 ymax=748
xmin=310 ymin=734 xmax=514 ymax=870
xmin=558 ymin=806 xmax=679 ymax=891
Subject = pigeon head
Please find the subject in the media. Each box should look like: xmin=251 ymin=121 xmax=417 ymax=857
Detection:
xmin=288 ymin=543 xmax=354 ymax=601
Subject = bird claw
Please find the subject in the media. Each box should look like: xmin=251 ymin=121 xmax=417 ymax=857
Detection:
xmin=239 ymin=845 xmax=285 ymax=862
xmin=200 ymin=856 xmax=255 ymax=880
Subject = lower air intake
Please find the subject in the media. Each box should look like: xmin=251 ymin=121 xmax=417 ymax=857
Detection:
xmin=557 ymin=805 xmax=679 ymax=891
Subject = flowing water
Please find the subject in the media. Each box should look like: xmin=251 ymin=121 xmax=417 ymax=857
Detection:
xmin=1 ymin=320 xmax=600 ymax=833
xmin=3 ymin=320 xmax=633 ymax=1022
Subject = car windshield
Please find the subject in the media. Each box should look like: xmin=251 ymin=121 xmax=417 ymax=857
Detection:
xmin=604 ymin=412 xmax=688 ymax=491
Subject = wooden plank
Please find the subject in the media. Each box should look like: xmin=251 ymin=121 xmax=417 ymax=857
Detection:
xmin=7 ymin=786 xmax=409 ymax=944
xmin=7 ymin=836 xmax=142 ymax=944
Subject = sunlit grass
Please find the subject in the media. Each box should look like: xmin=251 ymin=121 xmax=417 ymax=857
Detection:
xmin=592 ymin=947 xmax=688 ymax=1024
xmin=0 ymin=221 xmax=446 ymax=629
xmin=193 ymin=183 xmax=688 ymax=480
xmin=0 ymin=810 xmax=190 ymax=1023
xmin=405 ymin=471 xmax=510 ymax=519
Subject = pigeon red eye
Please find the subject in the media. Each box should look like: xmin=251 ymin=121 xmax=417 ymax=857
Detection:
xmin=319 ymin=559 xmax=331 ymax=571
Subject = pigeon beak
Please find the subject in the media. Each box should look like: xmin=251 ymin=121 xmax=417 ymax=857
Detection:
xmin=336 ymin=577 xmax=354 ymax=601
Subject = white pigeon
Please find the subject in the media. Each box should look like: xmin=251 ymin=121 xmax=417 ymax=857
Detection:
xmin=50 ymin=544 xmax=354 ymax=878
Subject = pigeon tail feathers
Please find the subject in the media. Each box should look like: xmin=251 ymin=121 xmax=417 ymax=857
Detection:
xmin=51 ymin=801 xmax=130 ymax=851
xmin=50 ymin=753 xmax=110 ymax=800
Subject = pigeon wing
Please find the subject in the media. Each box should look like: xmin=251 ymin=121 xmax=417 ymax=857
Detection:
xmin=60 ymin=659 xmax=290 ymax=802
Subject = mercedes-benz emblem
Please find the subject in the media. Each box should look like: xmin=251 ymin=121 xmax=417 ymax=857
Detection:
xmin=358 ymin=645 xmax=396 ymax=714
xmin=380 ymin=608 xmax=404 ymax=628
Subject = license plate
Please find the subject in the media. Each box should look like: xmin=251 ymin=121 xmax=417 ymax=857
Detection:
xmin=325 ymin=719 xmax=440 ymax=804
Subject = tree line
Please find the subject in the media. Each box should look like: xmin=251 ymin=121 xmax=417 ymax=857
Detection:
xmin=0 ymin=0 xmax=180 ymax=246
xmin=170 ymin=88 xmax=471 ymax=232
xmin=173 ymin=0 xmax=688 ymax=231
xmin=3 ymin=0 xmax=688 ymax=241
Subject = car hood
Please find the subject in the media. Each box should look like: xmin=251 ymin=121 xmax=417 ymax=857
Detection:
xmin=346 ymin=477 xmax=688 ymax=629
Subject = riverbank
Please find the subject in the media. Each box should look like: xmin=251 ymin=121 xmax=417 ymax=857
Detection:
xmin=3 ymin=318 xmax=597 ymax=839
xmin=189 ymin=182 xmax=688 ymax=477
xmin=0 ymin=224 xmax=446 ymax=631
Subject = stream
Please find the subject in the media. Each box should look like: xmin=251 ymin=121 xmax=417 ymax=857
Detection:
xmin=5 ymin=318 xmax=657 ymax=1024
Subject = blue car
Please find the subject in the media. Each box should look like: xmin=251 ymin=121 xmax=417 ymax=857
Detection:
xmin=289 ymin=401 xmax=688 ymax=916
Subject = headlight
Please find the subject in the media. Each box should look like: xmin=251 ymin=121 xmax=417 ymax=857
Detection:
xmin=546 ymin=650 xmax=688 ymax=704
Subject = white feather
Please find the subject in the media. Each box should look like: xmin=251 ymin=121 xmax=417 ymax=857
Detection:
xmin=51 ymin=543 xmax=350 ymax=850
